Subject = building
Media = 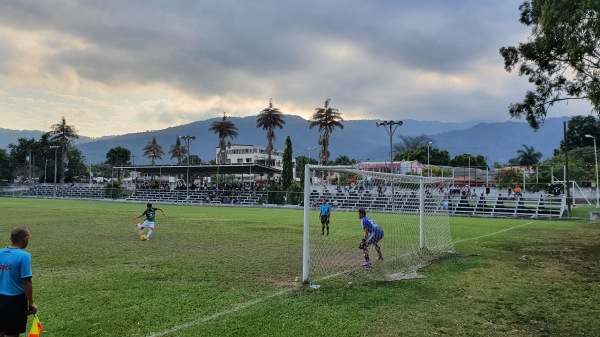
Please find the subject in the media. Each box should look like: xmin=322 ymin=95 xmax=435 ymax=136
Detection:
xmin=216 ymin=144 xmax=294 ymax=183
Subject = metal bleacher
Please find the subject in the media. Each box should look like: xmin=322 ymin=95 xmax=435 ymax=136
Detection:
xmin=311 ymin=189 xmax=565 ymax=219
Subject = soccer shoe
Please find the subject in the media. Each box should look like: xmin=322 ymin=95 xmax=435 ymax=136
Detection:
xmin=361 ymin=260 xmax=371 ymax=267
xmin=140 ymin=235 xmax=148 ymax=241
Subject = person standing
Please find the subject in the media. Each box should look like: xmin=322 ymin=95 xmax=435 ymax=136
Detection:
xmin=134 ymin=203 xmax=166 ymax=240
xmin=0 ymin=227 xmax=38 ymax=337
xmin=358 ymin=209 xmax=384 ymax=266
xmin=320 ymin=199 xmax=331 ymax=235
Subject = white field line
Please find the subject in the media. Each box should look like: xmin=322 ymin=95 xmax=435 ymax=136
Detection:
xmin=145 ymin=288 xmax=295 ymax=337
xmin=147 ymin=220 xmax=537 ymax=337
xmin=452 ymin=220 xmax=538 ymax=244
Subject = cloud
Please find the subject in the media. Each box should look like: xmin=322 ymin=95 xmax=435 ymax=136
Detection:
xmin=0 ymin=0 xmax=590 ymax=137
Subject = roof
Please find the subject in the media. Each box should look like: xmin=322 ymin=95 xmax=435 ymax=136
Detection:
xmin=114 ymin=164 xmax=282 ymax=176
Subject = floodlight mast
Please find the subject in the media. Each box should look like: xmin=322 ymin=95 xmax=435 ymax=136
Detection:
xmin=376 ymin=120 xmax=403 ymax=210
xmin=376 ymin=121 xmax=403 ymax=174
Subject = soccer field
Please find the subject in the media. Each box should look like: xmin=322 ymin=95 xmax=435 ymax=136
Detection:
xmin=2 ymin=198 xmax=599 ymax=337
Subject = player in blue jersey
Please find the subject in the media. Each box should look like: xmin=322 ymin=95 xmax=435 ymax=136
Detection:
xmin=0 ymin=227 xmax=38 ymax=337
xmin=358 ymin=209 xmax=384 ymax=266
xmin=320 ymin=199 xmax=331 ymax=235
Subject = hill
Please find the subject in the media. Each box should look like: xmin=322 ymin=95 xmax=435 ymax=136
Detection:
xmin=0 ymin=115 xmax=571 ymax=165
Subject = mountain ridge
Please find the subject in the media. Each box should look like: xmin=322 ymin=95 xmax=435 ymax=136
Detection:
xmin=0 ymin=115 xmax=571 ymax=165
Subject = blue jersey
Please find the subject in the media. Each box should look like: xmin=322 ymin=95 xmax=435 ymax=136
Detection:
xmin=0 ymin=247 xmax=32 ymax=296
xmin=361 ymin=216 xmax=383 ymax=234
xmin=320 ymin=204 xmax=331 ymax=216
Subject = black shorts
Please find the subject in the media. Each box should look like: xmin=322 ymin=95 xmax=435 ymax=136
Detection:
xmin=0 ymin=293 xmax=28 ymax=335
xmin=320 ymin=215 xmax=330 ymax=224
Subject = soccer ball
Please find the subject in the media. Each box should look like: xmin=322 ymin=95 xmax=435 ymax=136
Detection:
xmin=140 ymin=235 xmax=148 ymax=241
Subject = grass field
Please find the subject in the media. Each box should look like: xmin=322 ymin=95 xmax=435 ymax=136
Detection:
xmin=2 ymin=198 xmax=599 ymax=337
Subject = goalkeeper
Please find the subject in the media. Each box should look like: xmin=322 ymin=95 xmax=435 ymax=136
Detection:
xmin=319 ymin=199 xmax=331 ymax=235
xmin=358 ymin=209 xmax=384 ymax=266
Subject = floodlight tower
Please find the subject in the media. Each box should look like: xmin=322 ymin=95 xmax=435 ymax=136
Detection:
xmin=376 ymin=121 xmax=403 ymax=173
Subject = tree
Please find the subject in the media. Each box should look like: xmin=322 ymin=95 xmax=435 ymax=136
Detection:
xmin=281 ymin=136 xmax=293 ymax=189
xmin=515 ymin=144 xmax=543 ymax=166
xmin=106 ymin=146 xmax=131 ymax=181
xmin=554 ymin=115 xmax=600 ymax=154
xmin=0 ymin=149 xmax=12 ymax=183
xmin=257 ymin=98 xmax=285 ymax=167
xmin=395 ymin=145 xmax=451 ymax=166
xmin=169 ymin=136 xmax=187 ymax=165
xmin=450 ymin=153 xmax=487 ymax=169
xmin=209 ymin=112 xmax=239 ymax=164
xmin=309 ymin=98 xmax=344 ymax=166
xmin=392 ymin=134 xmax=433 ymax=156
xmin=332 ymin=155 xmax=356 ymax=166
xmin=500 ymin=0 xmax=600 ymax=129
xmin=49 ymin=116 xmax=79 ymax=183
xmin=143 ymin=136 xmax=164 ymax=165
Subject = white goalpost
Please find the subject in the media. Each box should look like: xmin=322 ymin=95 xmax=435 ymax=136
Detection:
xmin=302 ymin=165 xmax=454 ymax=283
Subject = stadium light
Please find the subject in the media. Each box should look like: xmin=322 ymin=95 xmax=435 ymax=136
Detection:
xmin=181 ymin=135 xmax=196 ymax=196
xmin=467 ymin=153 xmax=471 ymax=191
xmin=180 ymin=135 xmax=196 ymax=166
xmin=585 ymin=134 xmax=599 ymax=207
xmin=427 ymin=141 xmax=432 ymax=177
xmin=307 ymin=146 xmax=317 ymax=165
xmin=50 ymin=145 xmax=59 ymax=197
xmin=376 ymin=120 xmax=403 ymax=173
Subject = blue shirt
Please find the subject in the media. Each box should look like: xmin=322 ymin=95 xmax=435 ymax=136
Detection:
xmin=0 ymin=247 xmax=32 ymax=296
xmin=361 ymin=216 xmax=383 ymax=234
xmin=320 ymin=204 xmax=331 ymax=216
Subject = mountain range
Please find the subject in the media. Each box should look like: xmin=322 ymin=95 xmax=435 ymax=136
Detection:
xmin=0 ymin=115 xmax=571 ymax=165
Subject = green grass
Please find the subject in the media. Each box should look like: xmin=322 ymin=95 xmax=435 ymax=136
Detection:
xmin=2 ymin=198 xmax=599 ymax=336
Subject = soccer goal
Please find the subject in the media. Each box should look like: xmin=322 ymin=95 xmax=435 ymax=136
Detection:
xmin=302 ymin=165 xmax=454 ymax=283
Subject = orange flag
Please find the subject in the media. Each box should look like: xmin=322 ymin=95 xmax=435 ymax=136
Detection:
xmin=28 ymin=315 xmax=43 ymax=337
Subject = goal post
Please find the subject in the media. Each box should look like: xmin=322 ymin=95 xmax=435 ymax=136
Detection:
xmin=302 ymin=164 xmax=454 ymax=283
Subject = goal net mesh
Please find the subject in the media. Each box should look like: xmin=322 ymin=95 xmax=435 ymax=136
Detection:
xmin=304 ymin=166 xmax=454 ymax=282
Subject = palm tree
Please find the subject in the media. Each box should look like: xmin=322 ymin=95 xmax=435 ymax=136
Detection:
xmin=209 ymin=112 xmax=239 ymax=164
xmin=516 ymin=144 xmax=543 ymax=166
xmin=143 ymin=136 xmax=164 ymax=165
xmin=309 ymin=99 xmax=344 ymax=165
xmin=50 ymin=116 xmax=79 ymax=183
xmin=256 ymin=98 xmax=285 ymax=167
xmin=169 ymin=136 xmax=187 ymax=165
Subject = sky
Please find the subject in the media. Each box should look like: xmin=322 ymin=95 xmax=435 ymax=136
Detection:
xmin=0 ymin=0 xmax=592 ymax=138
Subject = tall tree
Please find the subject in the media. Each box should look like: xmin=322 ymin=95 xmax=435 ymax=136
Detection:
xmin=106 ymin=146 xmax=131 ymax=181
xmin=0 ymin=149 xmax=12 ymax=183
xmin=554 ymin=115 xmax=600 ymax=154
xmin=392 ymin=134 xmax=434 ymax=156
xmin=169 ymin=136 xmax=187 ymax=165
xmin=209 ymin=112 xmax=239 ymax=164
xmin=49 ymin=116 xmax=79 ymax=183
xmin=309 ymin=98 xmax=344 ymax=166
xmin=500 ymin=0 xmax=600 ymax=129
xmin=143 ymin=136 xmax=164 ymax=165
xmin=515 ymin=144 xmax=543 ymax=166
xmin=257 ymin=98 xmax=286 ymax=167
xmin=281 ymin=136 xmax=293 ymax=189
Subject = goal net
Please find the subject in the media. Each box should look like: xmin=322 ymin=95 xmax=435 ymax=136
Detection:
xmin=302 ymin=165 xmax=454 ymax=283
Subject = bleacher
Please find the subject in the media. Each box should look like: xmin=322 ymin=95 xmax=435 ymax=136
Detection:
xmin=21 ymin=185 xmax=565 ymax=218
xmin=450 ymin=195 xmax=564 ymax=219
xmin=311 ymin=189 xmax=565 ymax=219
xmin=125 ymin=189 xmax=268 ymax=206
xmin=25 ymin=185 xmax=107 ymax=199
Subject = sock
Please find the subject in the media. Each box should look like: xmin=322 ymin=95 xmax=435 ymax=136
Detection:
xmin=146 ymin=229 xmax=153 ymax=238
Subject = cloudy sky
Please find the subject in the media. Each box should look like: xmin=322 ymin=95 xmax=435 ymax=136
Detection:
xmin=0 ymin=0 xmax=590 ymax=138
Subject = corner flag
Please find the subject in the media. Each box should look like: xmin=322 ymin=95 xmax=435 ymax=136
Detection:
xmin=28 ymin=315 xmax=43 ymax=337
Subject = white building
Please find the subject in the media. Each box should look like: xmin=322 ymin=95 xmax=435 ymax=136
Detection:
xmin=215 ymin=144 xmax=294 ymax=183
